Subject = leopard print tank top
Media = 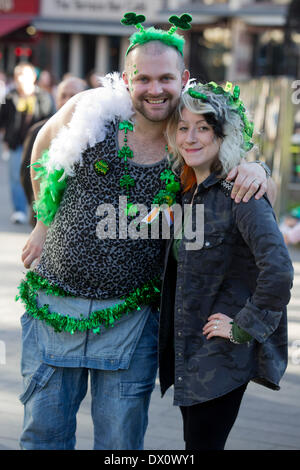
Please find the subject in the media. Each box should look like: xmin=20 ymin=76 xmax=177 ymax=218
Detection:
xmin=35 ymin=122 xmax=169 ymax=299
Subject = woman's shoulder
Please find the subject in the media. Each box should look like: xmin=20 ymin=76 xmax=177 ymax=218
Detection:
xmin=215 ymin=178 xmax=273 ymax=210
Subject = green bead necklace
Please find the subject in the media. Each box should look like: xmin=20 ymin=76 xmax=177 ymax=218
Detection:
xmin=117 ymin=120 xmax=181 ymax=216
xmin=118 ymin=120 xmax=138 ymax=216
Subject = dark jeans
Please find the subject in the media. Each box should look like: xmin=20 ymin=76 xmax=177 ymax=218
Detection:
xmin=180 ymin=383 xmax=247 ymax=450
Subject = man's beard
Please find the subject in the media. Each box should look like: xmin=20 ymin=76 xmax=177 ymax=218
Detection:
xmin=132 ymin=95 xmax=178 ymax=122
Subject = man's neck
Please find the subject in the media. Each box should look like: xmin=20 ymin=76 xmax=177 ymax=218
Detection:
xmin=133 ymin=113 xmax=167 ymax=142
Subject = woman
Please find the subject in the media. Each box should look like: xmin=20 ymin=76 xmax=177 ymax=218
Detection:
xmin=159 ymin=82 xmax=294 ymax=450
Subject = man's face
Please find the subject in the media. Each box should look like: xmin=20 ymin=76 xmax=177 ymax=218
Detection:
xmin=123 ymin=46 xmax=189 ymax=123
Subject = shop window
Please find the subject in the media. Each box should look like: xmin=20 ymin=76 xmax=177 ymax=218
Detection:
xmin=189 ymin=29 xmax=230 ymax=82
xmin=108 ymin=36 xmax=120 ymax=73
xmin=82 ymin=35 xmax=96 ymax=78
xmin=60 ymin=34 xmax=70 ymax=78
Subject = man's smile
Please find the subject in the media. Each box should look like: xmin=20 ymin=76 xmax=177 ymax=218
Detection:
xmin=145 ymin=98 xmax=167 ymax=105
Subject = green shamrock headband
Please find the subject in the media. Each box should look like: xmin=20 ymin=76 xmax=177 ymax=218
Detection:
xmin=187 ymin=81 xmax=254 ymax=152
xmin=121 ymin=12 xmax=193 ymax=56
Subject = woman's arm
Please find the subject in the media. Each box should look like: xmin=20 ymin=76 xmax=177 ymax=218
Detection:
xmin=204 ymin=196 xmax=293 ymax=343
xmin=228 ymin=196 xmax=294 ymax=342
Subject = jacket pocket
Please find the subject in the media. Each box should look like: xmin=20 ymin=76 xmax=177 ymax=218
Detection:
xmin=19 ymin=363 xmax=56 ymax=405
xmin=202 ymin=234 xmax=225 ymax=249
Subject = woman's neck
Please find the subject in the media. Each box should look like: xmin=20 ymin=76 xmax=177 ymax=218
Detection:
xmin=194 ymin=167 xmax=211 ymax=186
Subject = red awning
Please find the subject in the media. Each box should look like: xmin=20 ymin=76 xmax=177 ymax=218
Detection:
xmin=0 ymin=16 xmax=32 ymax=37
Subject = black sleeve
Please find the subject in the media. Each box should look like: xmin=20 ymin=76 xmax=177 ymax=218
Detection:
xmin=232 ymin=195 xmax=294 ymax=343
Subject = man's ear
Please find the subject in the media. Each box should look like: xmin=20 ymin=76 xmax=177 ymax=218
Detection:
xmin=182 ymin=69 xmax=190 ymax=89
xmin=122 ymin=70 xmax=129 ymax=88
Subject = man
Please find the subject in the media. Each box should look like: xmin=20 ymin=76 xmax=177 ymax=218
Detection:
xmin=18 ymin=15 xmax=274 ymax=450
xmin=20 ymin=76 xmax=87 ymax=226
xmin=0 ymin=63 xmax=55 ymax=224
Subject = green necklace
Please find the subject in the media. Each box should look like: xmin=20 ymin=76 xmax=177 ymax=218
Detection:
xmin=117 ymin=120 xmax=181 ymax=216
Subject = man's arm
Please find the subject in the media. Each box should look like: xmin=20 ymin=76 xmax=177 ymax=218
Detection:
xmin=226 ymin=161 xmax=276 ymax=205
xmin=22 ymin=92 xmax=84 ymax=269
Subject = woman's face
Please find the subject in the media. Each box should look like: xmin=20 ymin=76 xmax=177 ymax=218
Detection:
xmin=176 ymin=107 xmax=220 ymax=175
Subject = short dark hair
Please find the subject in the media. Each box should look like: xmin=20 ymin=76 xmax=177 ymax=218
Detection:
xmin=125 ymin=40 xmax=185 ymax=74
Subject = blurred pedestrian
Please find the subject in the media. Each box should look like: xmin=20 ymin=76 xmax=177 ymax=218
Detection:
xmin=282 ymin=222 xmax=300 ymax=245
xmin=37 ymin=70 xmax=56 ymax=107
xmin=86 ymin=69 xmax=102 ymax=88
xmin=0 ymin=63 xmax=55 ymax=224
xmin=20 ymin=76 xmax=87 ymax=226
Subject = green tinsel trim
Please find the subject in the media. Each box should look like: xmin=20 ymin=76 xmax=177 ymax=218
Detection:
xmin=16 ymin=271 xmax=161 ymax=335
xmin=126 ymin=27 xmax=185 ymax=56
xmin=232 ymin=322 xmax=253 ymax=343
xmin=31 ymin=150 xmax=67 ymax=226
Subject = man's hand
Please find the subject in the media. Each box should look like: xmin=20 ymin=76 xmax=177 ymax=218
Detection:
xmin=22 ymin=221 xmax=48 ymax=269
xmin=226 ymin=162 xmax=267 ymax=203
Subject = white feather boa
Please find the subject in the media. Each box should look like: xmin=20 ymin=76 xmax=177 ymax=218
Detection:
xmin=45 ymin=73 xmax=134 ymax=177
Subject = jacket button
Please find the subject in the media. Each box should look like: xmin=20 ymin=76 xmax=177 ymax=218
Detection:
xmin=178 ymin=331 xmax=182 ymax=337
xmin=178 ymin=377 xmax=183 ymax=382
xmin=205 ymin=241 xmax=210 ymax=247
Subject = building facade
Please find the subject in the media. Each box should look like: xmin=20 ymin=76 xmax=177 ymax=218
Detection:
xmin=0 ymin=0 xmax=296 ymax=82
xmin=0 ymin=0 xmax=40 ymax=75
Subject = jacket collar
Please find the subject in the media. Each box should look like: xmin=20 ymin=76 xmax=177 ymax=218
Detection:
xmin=200 ymin=172 xmax=222 ymax=189
xmin=184 ymin=172 xmax=222 ymax=203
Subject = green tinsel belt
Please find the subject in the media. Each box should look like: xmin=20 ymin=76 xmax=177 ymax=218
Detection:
xmin=16 ymin=271 xmax=161 ymax=335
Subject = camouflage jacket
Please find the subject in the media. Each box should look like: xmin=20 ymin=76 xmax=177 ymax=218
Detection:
xmin=158 ymin=172 xmax=294 ymax=406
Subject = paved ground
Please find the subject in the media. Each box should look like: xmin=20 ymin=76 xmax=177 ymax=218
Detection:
xmin=0 ymin=156 xmax=299 ymax=450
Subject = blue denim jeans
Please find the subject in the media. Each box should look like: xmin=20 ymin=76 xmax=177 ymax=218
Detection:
xmin=8 ymin=145 xmax=27 ymax=213
xmin=19 ymin=295 xmax=159 ymax=450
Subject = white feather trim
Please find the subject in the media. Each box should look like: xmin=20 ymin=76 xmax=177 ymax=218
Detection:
xmin=46 ymin=73 xmax=134 ymax=177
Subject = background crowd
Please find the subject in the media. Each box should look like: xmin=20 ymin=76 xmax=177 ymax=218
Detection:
xmin=0 ymin=64 xmax=99 ymax=226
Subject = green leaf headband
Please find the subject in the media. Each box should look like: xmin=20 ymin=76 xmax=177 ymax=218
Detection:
xmin=187 ymin=81 xmax=254 ymax=152
xmin=121 ymin=12 xmax=193 ymax=56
